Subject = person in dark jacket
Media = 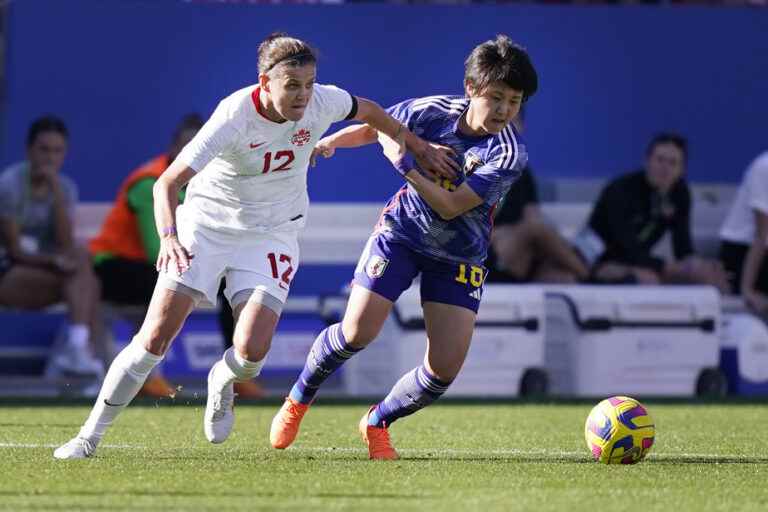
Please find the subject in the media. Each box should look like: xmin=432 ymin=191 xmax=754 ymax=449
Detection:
xmin=576 ymin=133 xmax=728 ymax=290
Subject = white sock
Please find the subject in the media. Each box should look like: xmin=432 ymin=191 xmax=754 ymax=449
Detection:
xmin=67 ymin=324 xmax=90 ymax=351
xmin=210 ymin=347 xmax=266 ymax=391
xmin=77 ymin=340 xmax=163 ymax=443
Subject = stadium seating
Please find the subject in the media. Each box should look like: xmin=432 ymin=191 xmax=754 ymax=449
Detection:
xmin=1 ymin=180 xmax=760 ymax=397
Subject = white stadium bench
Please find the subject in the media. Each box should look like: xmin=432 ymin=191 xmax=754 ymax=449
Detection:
xmin=5 ymin=181 xmax=766 ymax=398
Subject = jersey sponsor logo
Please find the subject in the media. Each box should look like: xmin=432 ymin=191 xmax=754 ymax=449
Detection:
xmin=463 ymin=152 xmax=483 ymax=176
xmin=468 ymin=288 xmax=483 ymax=301
xmin=291 ymin=128 xmax=311 ymax=146
xmin=366 ymin=255 xmax=389 ymax=279
xmin=249 ymin=141 xmax=266 ymax=149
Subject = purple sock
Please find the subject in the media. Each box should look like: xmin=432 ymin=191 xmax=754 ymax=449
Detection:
xmin=289 ymin=323 xmax=361 ymax=404
xmin=368 ymin=365 xmax=451 ymax=427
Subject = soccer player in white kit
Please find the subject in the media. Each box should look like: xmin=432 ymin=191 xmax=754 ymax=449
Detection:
xmin=53 ymin=33 xmax=457 ymax=459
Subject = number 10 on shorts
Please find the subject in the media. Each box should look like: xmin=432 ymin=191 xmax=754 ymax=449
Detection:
xmin=455 ymin=264 xmax=484 ymax=288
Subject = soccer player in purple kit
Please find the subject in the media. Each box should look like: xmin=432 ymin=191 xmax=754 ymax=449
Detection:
xmin=271 ymin=35 xmax=538 ymax=460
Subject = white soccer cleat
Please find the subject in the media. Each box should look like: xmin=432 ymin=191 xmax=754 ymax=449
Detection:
xmin=204 ymin=363 xmax=235 ymax=443
xmin=53 ymin=437 xmax=96 ymax=460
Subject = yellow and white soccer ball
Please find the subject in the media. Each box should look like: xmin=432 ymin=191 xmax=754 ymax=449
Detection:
xmin=584 ymin=396 xmax=655 ymax=465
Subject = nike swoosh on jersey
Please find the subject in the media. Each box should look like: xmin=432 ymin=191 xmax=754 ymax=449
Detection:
xmin=249 ymin=142 xmax=266 ymax=149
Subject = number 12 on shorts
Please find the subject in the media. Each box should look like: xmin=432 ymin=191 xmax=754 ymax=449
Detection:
xmin=267 ymin=252 xmax=294 ymax=290
xmin=455 ymin=264 xmax=484 ymax=288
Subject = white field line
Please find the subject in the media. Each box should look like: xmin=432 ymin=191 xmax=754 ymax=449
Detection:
xmin=0 ymin=442 xmax=136 ymax=449
xmin=289 ymin=447 xmax=746 ymax=460
xmin=0 ymin=442 xmax=752 ymax=460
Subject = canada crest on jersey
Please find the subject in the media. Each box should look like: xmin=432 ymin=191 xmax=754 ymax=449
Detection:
xmin=463 ymin=152 xmax=483 ymax=176
xmin=291 ymin=128 xmax=311 ymax=146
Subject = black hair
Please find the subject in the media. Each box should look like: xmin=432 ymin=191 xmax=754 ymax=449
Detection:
xmin=258 ymin=32 xmax=317 ymax=75
xmin=172 ymin=113 xmax=204 ymax=143
xmin=646 ymin=133 xmax=688 ymax=162
xmin=27 ymin=115 xmax=68 ymax=147
xmin=464 ymin=35 xmax=538 ymax=101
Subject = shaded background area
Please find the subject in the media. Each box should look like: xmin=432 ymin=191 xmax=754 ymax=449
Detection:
xmin=2 ymin=0 xmax=767 ymax=201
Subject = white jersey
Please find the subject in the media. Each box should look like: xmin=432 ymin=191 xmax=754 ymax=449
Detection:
xmin=177 ymin=83 xmax=355 ymax=235
xmin=720 ymin=151 xmax=768 ymax=245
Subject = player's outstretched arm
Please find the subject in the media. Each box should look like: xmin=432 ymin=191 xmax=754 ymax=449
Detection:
xmin=153 ymin=159 xmax=196 ymax=276
xmin=354 ymin=97 xmax=458 ymax=179
xmin=378 ymin=132 xmax=482 ymax=220
xmin=311 ymin=124 xmax=378 ymax=167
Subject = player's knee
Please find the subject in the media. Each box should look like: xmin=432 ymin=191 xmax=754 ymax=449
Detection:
xmin=233 ymin=334 xmax=271 ymax=362
xmin=135 ymin=327 xmax=175 ymax=356
xmin=341 ymin=320 xmax=378 ymax=348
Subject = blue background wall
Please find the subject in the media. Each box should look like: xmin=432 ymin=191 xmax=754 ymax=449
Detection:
xmin=3 ymin=1 xmax=767 ymax=201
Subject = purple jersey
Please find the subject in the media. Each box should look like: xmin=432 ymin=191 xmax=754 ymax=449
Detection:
xmin=377 ymin=95 xmax=527 ymax=265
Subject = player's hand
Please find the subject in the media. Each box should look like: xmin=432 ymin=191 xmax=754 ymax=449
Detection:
xmin=156 ymin=236 xmax=194 ymax=276
xmin=310 ymin=139 xmax=336 ymax=168
xmin=413 ymin=141 xmax=459 ymax=180
xmin=37 ymin=163 xmax=61 ymax=184
xmin=377 ymin=131 xmax=415 ymax=177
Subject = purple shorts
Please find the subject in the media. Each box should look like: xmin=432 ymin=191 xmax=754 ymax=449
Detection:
xmin=352 ymin=234 xmax=485 ymax=313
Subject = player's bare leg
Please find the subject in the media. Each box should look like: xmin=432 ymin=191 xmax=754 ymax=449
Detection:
xmin=271 ymin=285 xmax=392 ymax=449
xmin=362 ymin=302 xmax=475 ymax=460
xmin=204 ymin=292 xmax=276 ymax=443
xmin=53 ymin=285 xmax=196 ymax=459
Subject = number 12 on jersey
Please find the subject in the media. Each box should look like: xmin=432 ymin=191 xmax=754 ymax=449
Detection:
xmin=262 ymin=151 xmax=294 ymax=174
xmin=267 ymin=252 xmax=294 ymax=290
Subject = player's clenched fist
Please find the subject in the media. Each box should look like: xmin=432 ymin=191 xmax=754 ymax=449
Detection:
xmin=310 ymin=138 xmax=336 ymax=167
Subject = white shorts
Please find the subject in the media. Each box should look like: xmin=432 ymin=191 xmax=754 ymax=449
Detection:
xmin=158 ymin=217 xmax=300 ymax=312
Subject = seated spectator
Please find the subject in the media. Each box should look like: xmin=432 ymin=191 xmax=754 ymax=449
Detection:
xmin=575 ymin=133 xmax=728 ymax=290
xmin=89 ymin=114 xmax=265 ymax=398
xmin=486 ymin=167 xmax=589 ymax=283
xmin=0 ymin=116 xmax=105 ymax=376
xmin=486 ymin=110 xmax=589 ymax=284
xmin=719 ymin=150 xmax=768 ymax=314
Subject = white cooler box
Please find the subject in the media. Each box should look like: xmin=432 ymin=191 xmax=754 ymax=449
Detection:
xmin=544 ymin=285 xmax=724 ymax=397
xmin=720 ymin=312 xmax=768 ymax=395
xmin=321 ymin=284 xmax=547 ymax=398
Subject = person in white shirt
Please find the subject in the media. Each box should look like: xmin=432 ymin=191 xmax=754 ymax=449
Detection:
xmin=54 ymin=32 xmax=457 ymax=459
xmin=719 ymin=151 xmax=768 ymax=314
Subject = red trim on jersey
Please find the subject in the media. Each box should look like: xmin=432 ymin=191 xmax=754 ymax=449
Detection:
xmin=251 ymin=87 xmax=281 ymax=123
xmin=375 ymin=187 xmax=408 ymax=232
xmin=488 ymin=203 xmax=497 ymax=242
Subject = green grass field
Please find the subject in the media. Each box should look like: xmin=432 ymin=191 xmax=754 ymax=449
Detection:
xmin=2 ymin=400 xmax=768 ymax=511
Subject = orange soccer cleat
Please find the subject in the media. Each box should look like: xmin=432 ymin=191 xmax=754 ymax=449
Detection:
xmin=270 ymin=397 xmax=310 ymax=449
xmin=233 ymin=379 xmax=267 ymax=400
xmin=358 ymin=406 xmax=399 ymax=460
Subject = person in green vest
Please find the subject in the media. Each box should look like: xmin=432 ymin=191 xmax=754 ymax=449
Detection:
xmin=90 ymin=114 xmax=265 ymax=398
